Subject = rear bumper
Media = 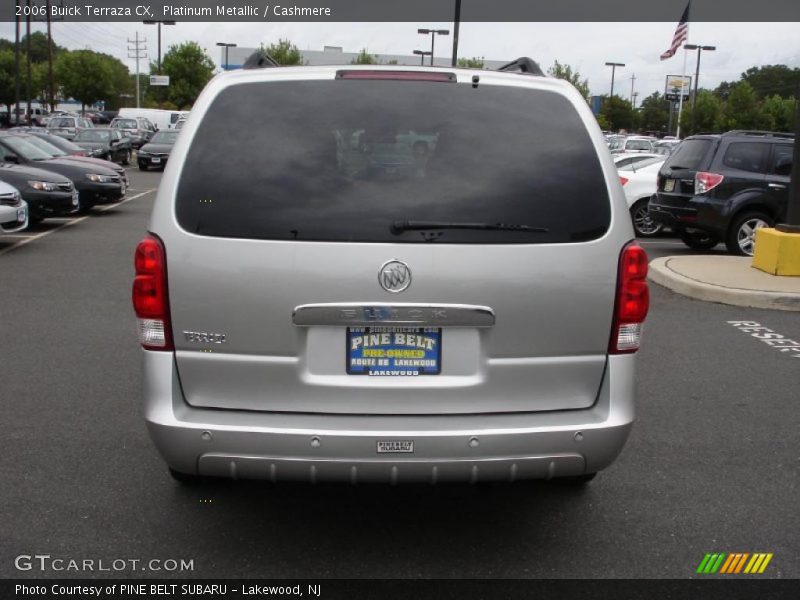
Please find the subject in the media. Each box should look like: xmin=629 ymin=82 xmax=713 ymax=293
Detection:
xmin=143 ymin=351 xmax=636 ymax=483
xmin=649 ymin=193 xmax=726 ymax=237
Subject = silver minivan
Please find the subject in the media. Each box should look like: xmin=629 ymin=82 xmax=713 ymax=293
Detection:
xmin=134 ymin=61 xmax=649 ymax=485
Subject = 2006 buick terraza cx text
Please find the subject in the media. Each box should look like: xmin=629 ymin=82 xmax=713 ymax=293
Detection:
xmin=131 ymin=59 xmax=650 ymax=485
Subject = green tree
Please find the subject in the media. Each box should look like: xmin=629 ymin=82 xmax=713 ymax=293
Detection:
xmin=638 ymin=92 xmax=670 ymax=133
xmin=350 ymin=48 xmax=378 ymax=65
xmin=457 ymin=57 xmax=485 ymax=69
xmin=157 ymin=42 xmax=215 ymax=109
xmin=679 ymin=90 xmax=724 ymax=135
xmin=713 ymin=80 xmax=736 ymax=101
xmin=261 ymin=39 xmax=303 ymax=66
xmin=20 ymin=32 xmax=63 ymax=64
xmin=720 ymin=81 xmax=763 ymax=130
xmin=742 ymin=64 xmax=800 ymax=99
xmin=761 ymin=94 xmax=796 ymax=132
xmin=56 ymin=50 xmax=114 ymax=113
xmin=0 ymin=49 xmax=16 ymax=113
xmin=599 ymin=95 xmax=635 ymax=132
xmin=548 ymin=60 xmax=589 ymax=100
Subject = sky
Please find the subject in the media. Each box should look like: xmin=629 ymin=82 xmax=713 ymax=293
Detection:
xmin=1 ymin=20 xmax=798 ymax=101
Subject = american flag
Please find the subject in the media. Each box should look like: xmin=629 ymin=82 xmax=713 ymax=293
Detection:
xmin=660 ymin=3 xmax=690 ymax=60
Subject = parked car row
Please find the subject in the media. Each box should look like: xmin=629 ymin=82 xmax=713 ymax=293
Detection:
xmin=0 ymin=131 xmax=127 ymax=226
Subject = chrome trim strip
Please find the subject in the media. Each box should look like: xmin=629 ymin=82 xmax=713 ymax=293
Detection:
xmin=292 ymin=303 xmax=495 ymax=327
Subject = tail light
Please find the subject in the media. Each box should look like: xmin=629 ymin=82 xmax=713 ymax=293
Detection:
xmin=133 ymin=234 xmax=173 ymax=350
xmin=656 ymin=173 xmax=663 ymax=189
xmin=619 ymin=176 xmax=629 ymax=186
xmin=609 ymin=243 xmax=649 ymax=354
xmin=73 ymin=151 xmax=87 ymax=157
xmin=695 ymin=171 xmax=724 ymax=194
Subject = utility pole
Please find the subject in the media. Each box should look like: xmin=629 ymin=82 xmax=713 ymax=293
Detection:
xmin=451 ymin=0 xmax=461 ymax=66
xmin=629 ymin=73 xmax=636 ymax=104
xmin=14 ymin=0 xmax=20 ymax=125
xmin=605 ymin=62 xmax=625 ymax=99
xmin=26 ymin=0 xmax=32 ymax=119
xmin=128 ymin=32 xmax=147 ymax=108
xmin=45 ymin=0 xmax=54 ymax=111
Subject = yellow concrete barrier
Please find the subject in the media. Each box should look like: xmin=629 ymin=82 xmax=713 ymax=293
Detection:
xmin=752 ymin=228 xmax=800 ymax=276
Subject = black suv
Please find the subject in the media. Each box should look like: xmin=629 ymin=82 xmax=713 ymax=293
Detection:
xmin=649 ymin=130 xmax=793 ymax=256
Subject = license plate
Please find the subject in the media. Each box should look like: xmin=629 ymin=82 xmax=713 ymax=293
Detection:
xmin=346 ymin=327 xmax=442 ymax=376
xmin=120 ymin=181 xmax=126 ymax=194
xmin=377 ymin=440 xmax=414 ymax=454
xmin=17 ymin=207 xmax=26 ymax=222
xmin=151 ymin=157 xmax=161 ymax=164
xmin=664 ymin=179 xmax=675 ymax=192
xmin=71 ymin=191 xmax=79 ymax=206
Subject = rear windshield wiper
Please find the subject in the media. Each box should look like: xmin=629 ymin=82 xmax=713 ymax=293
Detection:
xmin=391 ymin=220 xmax=549 ymax=234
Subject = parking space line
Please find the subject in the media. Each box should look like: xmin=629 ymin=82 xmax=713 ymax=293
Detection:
xmin=0 ymin=188 xmax=156 ymax=257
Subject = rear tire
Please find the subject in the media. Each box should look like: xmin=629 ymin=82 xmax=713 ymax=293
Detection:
xmin=138 ymin=163 xmax=147 ymax=171
xmin=725 ymin=211 xmax=772 ymax=256
xmin=630 ymin=199 xmax=663 ymax=237
xmin=121 ymin=149 xmax=131 ymax=166
xmin=679 ymin=230 xmax=719 ymax=250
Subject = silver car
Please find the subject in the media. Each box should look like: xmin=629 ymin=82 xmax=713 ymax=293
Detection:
xmin=0 ymin=181 xmax=28 ymax=233
xmin=134 ymin=63 xmax=650 ymax=485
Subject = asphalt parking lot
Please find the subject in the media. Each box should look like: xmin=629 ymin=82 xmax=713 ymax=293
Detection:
xmin=1 ymin=167 xmax=798 ymax=579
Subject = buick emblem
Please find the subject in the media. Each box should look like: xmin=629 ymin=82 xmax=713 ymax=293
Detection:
xmin=378 ymin=260 xmax=411 ymax=293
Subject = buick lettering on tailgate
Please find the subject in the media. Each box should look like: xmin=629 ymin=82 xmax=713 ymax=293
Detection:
xmin=347 ymin=327 xmax=442 ymax=376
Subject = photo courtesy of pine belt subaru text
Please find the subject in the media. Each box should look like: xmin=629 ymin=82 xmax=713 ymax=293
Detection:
xmin=134 ymin=58 xmax=649 ymax=485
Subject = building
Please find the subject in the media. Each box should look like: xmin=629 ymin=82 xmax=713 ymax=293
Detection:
xmin=219 ymin=45 xmax=508 ymax=70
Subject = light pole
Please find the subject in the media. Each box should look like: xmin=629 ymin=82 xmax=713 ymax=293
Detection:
xmin=216 ymin=42 xmax=237 ymax=71
xmin=413 ymin=50 xmax=432 ymax=66
xmin=605 ymin=62 xmax=625 ymax=99
xmin=417 ymin=28 xmax=449 ymax=66
xmin=684 ymin=44 xmax=716 ymax=132
xmin=143 ymin=19 xmax=175 ymax=108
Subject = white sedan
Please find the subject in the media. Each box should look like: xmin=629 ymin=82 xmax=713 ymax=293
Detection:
xmin=0 ymin=180 xmax=29 ymax=234
xmin=615 ymin=154 xmax=665 ymax=237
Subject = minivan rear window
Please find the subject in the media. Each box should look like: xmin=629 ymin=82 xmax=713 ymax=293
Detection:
xmin=663 ymin=138 xmax=712 ymax=171
xmin=176 ymin=80 xmax=611 ymax=244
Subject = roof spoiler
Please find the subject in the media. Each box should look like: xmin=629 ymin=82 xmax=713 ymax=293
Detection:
xmin=242 ymin=50 xmax=279 ymax=69
xmin=496 ymin=57 xmax=545 ymax=76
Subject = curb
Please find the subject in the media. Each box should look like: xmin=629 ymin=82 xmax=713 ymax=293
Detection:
xmin=648 ymin=257 xmax=800 ymax=312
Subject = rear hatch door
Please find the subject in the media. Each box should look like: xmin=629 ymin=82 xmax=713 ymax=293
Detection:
xmin=160 ymin=71 xmax=624 ymax=415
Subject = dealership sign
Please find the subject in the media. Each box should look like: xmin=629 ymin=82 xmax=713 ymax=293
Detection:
xmin=664 ymin=75 xmax=691 ymax=101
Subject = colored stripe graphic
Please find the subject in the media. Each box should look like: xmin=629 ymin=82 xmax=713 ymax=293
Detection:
xmin=699 ymin=552 xmax=773 ymax=574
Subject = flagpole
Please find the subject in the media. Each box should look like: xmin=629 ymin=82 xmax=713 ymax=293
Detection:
xmin=675 ymin=18 xmax=690 ymax=139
